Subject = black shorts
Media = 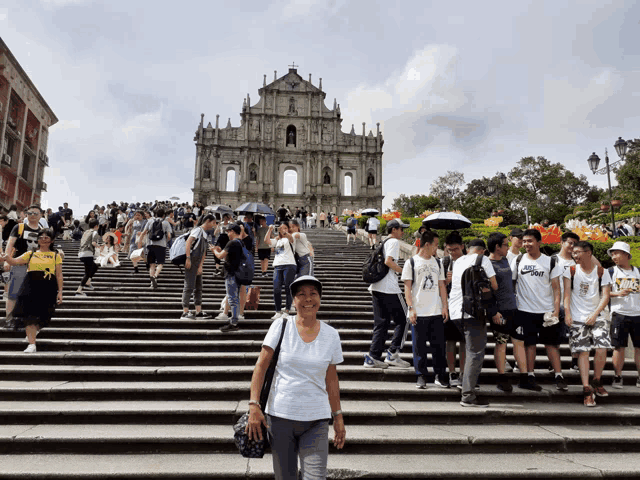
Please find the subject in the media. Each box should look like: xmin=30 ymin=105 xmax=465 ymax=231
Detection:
xmin=258 ymin=248 xmax=271 ymax=261
xmin=491 ymin=309 xmax=525 ymax=342
xmin=611 ymin=312 xmax=640 ymax=348
xmin=146 ymin=245 xmax=166 ymax=265
xmin=367 ymin=230 xmax=378 ymax=234
xmin=514 ymin=310 xmax=564 ymax=347
xmin=347 ymin=228 xmax=356 ymax=235
xmin=445 ymin=319 xmax=464 ymax=342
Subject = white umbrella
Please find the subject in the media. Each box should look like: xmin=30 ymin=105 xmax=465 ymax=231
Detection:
xmin=361 ymin=208 xmax=379 ymax=216
xmin=422 ymin=212 xmax=472 ymax=230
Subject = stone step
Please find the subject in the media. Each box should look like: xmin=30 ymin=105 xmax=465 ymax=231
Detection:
xmin=1 ymin=423 xmax=639 ymax=455
xmin=1 ymin=379 xmax=639 ymax=403
xmin=1 ymin=451 xmax=638 ymax=479
xmin=1 ymin=399 xmax=640 ymax=427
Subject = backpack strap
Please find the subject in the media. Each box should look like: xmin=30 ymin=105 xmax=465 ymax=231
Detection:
xmin=410 ymin=257 xmax=415 ymax=286
xmin=569 ymin=265 xmax=576 ymax=290
xmin=475 ymin=253 xmax=483 ymax=268
xmin=514 ymin=253 xmax=524 ymax=284
xmin=550 ymin=254 xmax=557 ymax=279
xmin=597 ymin=266 xmax=604 ymax=293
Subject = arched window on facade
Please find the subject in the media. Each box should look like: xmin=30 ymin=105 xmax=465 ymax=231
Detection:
xmin=286 ymin=125 xmax=297 ymax=147
xmin=367 ymin=171 xmax=375 ymax=186
xmin=283 ymin=168 xmax=298 ymax=194
xmin=249 ymin=163 xmax=258 ymax=182
xmin=344 ymin=173 xmax=353 ymax=196
xmin=226 ymin=169 xmax=236 ymax=192
xmin=202 ymin=161 xmax=211 ymax=180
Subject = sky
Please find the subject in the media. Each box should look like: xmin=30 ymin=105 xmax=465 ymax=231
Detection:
xmin=2 ymin=0 xmax=639 ymax=216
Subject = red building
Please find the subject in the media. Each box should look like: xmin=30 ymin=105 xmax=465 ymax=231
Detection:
xmin=0 ymin=37 xmax=58 ymax=212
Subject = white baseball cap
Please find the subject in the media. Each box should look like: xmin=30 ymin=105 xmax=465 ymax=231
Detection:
xmin=607 ymin=241 xmax=632 ymax=259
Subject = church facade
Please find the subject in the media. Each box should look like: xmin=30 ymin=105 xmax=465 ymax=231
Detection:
xmin=192 ymin=67 xmax=383 ymax=215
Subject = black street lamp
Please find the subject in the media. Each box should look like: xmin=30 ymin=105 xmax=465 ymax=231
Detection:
xmin=588 ymin=137 xmax=628 ymax=238
xmin=487 ymin=173 xmax=507 ymax=207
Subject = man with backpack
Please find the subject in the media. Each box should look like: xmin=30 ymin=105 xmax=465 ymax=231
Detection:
xmin=214 ymin=224 xmax=243 ymax=332
xmin=401 ymin=229 xmax=449 ymax=389
xmin=448 ymin=239 xmax=497 ymax=407
xmin=137 ymin=208 xmax=171 ymax=290
xmin=563 ymin=241 xmax=612 ymax=407
xmin=511 ymin=229 xmax=567 ymax=392
xmin=608 ymin=241 xmax=640 ymax=389
xmin=363 ymin=219 xmax=411 ymax=369
xmin=346 ymin=214 xmax=358 ymax=245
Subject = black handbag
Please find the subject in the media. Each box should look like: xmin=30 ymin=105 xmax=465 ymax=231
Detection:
xmin=234 ymin=317 xmax=288 ymax=458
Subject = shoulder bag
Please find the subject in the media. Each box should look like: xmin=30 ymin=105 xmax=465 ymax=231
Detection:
xmin=233 ymin=317 xmax=288 ymax=458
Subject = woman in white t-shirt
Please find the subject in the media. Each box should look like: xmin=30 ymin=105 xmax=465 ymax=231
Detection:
xmin=290 ymin=219 xmax=314 ymax=277
xmin=246 ymin=275 xmax=345 ymax=480
xmin=265 ymin=222 xmax=297 ymax=320
xmin=364 ymin=216 xmax=380 ymax=249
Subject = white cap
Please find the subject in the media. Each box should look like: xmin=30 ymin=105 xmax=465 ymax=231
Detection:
xmin=607 ymin=241 xmax=632 ymax=259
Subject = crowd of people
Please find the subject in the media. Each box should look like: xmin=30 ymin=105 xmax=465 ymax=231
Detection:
xmin=363 ymin=221 xmax=640 ymax=408
xmin=0 ymin=200 xmax=321 ymax=348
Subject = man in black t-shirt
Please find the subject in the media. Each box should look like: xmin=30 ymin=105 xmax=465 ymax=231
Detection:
xmin=183 ymin=207 xmax=197 ymax=230
xmin=214 ymin=224 xmax=243 ymax=332
xmin=277 ymin=204 xmax=288 ymax=223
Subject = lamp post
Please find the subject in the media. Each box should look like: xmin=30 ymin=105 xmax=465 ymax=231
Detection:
xmin=487 ymin=173 xmax=507 ymax=213
xmin=588 ymin=137 xmax=628 ymax=238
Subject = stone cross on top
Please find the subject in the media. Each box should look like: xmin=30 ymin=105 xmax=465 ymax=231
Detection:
xmin=289 ymin=62 xmax=298 ymax=69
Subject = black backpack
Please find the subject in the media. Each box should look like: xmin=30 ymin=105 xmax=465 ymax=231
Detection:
xmin=149 ymin=219 xmax=164 ymax=241
xmin=362 ymin=239 xmax=390 ymax=284
xmin=461 ymin=254 xmax=495 ymax=322
xmin=234 ymin=240 xmax=255 ymax=286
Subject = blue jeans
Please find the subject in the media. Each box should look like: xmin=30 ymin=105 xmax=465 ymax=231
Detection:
xmin=225 ymin=275 xmax=240 ymax=323
xmin=296 ymin=254 xmax=313 ymax=277
xmin=273 ymin=264 xmax=296 ymax=312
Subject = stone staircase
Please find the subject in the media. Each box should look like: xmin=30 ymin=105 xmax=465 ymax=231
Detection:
xmin=1 ymin=227 xmax=640 ymax=479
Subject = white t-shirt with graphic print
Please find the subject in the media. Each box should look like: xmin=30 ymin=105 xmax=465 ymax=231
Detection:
xmin=563 ymin=264 xmax=611 ymax=324
xmin=401 ymin=255 xmax=445 ymax=317
xmin=609 ymin=265 xmax=640 ymax=316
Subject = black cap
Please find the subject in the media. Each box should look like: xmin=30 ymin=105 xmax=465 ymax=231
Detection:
xmin=468 ymin=239 xmax=487 ymax=249
xmin=510 ymin=228 xmax=524 ymax=237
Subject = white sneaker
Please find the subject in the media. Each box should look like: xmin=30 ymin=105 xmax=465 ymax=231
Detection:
xmin=384 ymin=351 xmax=411 ymax=368
xmin=271 ymin=311 xmax=283 ymax=320
xmin=215 ymin=312 xmax=229 ymax=320
xmin=24 ymin=344 xmax=36 ymax=353
xmin=238 ymin=315 xmax=245 ymax=321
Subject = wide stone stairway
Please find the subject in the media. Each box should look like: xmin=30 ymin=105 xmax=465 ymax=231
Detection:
xmin=1 ymin=227 xmax=640 ymax=479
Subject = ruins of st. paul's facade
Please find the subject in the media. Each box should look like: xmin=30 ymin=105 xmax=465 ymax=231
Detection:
xmin=192 ymin=67 xmax=383 ymax=214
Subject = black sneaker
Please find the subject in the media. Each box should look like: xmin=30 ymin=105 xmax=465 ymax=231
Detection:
xmin=195 ymin=311 xmax=212 ymax=319
xmin=518 ymin=375 xmax=543 ymax=392
xmin=460 ymin=397 xmax=490 ymax=408
xmin=497 ymin=376 xmax=513 ymax=393
xmin=219 ymin=323 xmax=239 ymax=332
xmin=555 ymin=375 xmax=569 ymax=391
xmin=181 ymin=311 xmax=196 ymax=319
xmin=416 ymin=375 xmax=427 ymax=389
xmin=150 ymin=277 xmax=158 ymax=290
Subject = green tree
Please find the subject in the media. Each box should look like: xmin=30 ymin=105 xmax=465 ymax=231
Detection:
xmin=614 ymin=138 xmax=640 ymax=204
xmin=507 ymin=156 xmax=591 ymax=224
xmin=391 ymin=194 xmax=440 ymax=216
xmin=429 ymin=170 xmax=465 ymax=211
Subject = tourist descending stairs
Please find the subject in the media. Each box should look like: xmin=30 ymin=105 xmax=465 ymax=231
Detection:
xmin=1 ymin=227 xmax=640 ymax=478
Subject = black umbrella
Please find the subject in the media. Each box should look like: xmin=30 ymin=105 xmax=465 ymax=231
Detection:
xmin=422 ymin=212 xmax=472 ymax=230
xmin=235 ymin=202 xmax=275 ymax=215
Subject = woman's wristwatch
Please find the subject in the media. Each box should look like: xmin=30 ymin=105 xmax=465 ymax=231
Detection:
xmin=248 ymin=400 xmax=261 ymax=408
xmin=331 ymin=410 xmax=342 ymax=417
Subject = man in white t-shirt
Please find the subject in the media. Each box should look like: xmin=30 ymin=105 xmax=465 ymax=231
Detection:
xmin=443 ymin=232 xmax=466 ymax=387
xmin=563 ymin=241 xmax=611 ymax=407
xmin=365 ymin=216 xmax=380 ymax=250
xmin=608 ymin=241 xmax=640 ymax=389
xmin=364 ymin=219 xmax=411 ymax=369
xmin=402 ymin=230 xmax=449 ymax=389
xmin=449 ymin=239 xmax=497 ymax=407
xmin=506 ymin=228 xmax=524 ymax=264
xmin=511 ymin=229 xmax=567 ymax=392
